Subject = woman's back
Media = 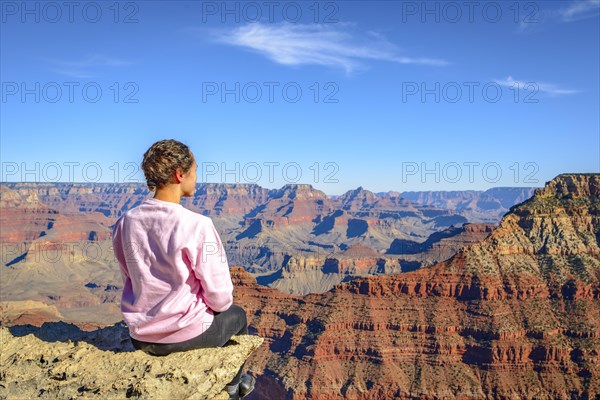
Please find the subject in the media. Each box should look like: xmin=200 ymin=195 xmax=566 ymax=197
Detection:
xmin=112 ymin=197 xmax=233 ymax=344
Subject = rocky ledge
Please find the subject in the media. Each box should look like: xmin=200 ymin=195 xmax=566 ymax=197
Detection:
xmin=0 ymin=324 xmax=263 ymax=399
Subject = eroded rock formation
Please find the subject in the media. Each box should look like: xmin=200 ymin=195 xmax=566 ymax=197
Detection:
xmin=231 ymin=174 xmax=600 ymax=399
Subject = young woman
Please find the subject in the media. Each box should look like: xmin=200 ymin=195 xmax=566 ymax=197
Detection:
xmin=111 ymin=139 xmax=255 ymax=399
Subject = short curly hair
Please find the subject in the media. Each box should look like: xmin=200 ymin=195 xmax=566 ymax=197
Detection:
xmin=141 ymin=139 xmax=194 ymax=192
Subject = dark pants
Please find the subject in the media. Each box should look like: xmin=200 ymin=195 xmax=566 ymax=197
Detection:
xmin=130 ymin=304 xmax=248 ymax=385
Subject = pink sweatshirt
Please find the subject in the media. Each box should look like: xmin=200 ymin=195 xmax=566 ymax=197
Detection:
xmin=111 ymin=197 xmax=234 ymax=344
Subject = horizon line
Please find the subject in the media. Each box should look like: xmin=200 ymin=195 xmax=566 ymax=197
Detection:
xmin=0 ymin=180 xmax=545 ymax=197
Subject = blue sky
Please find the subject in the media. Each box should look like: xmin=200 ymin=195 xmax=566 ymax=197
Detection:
xmin=1 ymin=0 xmax=599 ymax=195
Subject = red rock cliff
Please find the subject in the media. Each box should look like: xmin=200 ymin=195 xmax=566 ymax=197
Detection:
xmin=232 ymin=173 xmax=600 ymax=399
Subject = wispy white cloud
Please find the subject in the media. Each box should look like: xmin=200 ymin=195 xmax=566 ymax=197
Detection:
xmin=44 ymin=54 xmax=131 ymax=78
xmin=516 ymin=0 xmax=599 ymax=31
xmin=209 ymin=22 xmax=448 ymax=74
xmin=495 ymin=76 xmax=580 ymax=96
xmin=557 ymin=0 xmax=600 ymax=22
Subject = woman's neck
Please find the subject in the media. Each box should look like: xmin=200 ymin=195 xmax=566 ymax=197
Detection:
xmin=153 ymin=187 xmax=183 ymax=204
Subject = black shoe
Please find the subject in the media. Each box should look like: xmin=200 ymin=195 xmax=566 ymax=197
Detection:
xmin=239 ymin=373 xmax=255 ymax=398
xmin=226 ymin=383 xmax=240 ymax=400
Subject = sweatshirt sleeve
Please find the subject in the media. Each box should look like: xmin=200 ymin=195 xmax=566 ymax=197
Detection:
xmin=111 ymin=216 xmax=129 ymax=282
xmin=193 ymin=219 xmax=234 ymax=312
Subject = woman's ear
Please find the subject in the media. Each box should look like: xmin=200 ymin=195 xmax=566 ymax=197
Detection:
xmin=174 ymin=168 xmax=185 ymax=183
